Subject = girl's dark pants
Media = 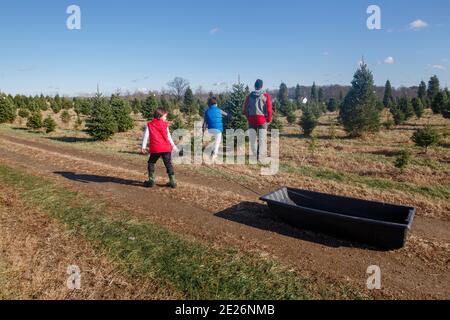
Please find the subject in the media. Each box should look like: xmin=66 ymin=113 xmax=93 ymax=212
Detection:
xmin=148 ymin=152 xmax=174 ymax=176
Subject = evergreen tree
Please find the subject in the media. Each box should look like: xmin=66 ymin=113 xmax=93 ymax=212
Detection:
xmin=427 ymin=75 xmax=440 ymax=103
xmin=142 ymin=94 xmax=158 ymax=120
xmin=398 ymin=96 xmax=414 ymax=120
xmin=18 ymin=109 xmax=30 ymax=118
xmin=418 ymin=81 xmax=428 ymax=106
xmin=442 ymin=99 xmax=450 ymax=119
xmin=272 ymin=100 xmax=281 ymax=113
xmin=269 ymin=112 xmax=283 ymax=131
xmin=36 ymin=95 xmax=48 ymax=111
xmin=412 ymin=125 xmax=440 ymax=153
xmin=110 ymin=94 xmax=134 ymax=132
xmin=0 ymin=94 xmax=17 ymax=124
xmin=431 ymin=91 xmax=447 ymax=114
xmin=60 ymin=109 xmax=71 ymax=124
xmin=339 ymin=62 xmax=380 ymax=136
xmin=318 ymin=87 xmax=324 ymax=103
xmin=61 ymin=97 xmax=73 ymax=110
xmin=169 ymin=114 xmax=185 ymax=131
xmin=327 ymin=98 xmax=339 ymax=112
xmin=27 ymin=100 xmax=39 ymax=112
xmin=277 ymin=83 xmax=291 ymax=116
xmin=223 ymin=83 xmax=248 ymax=131
xmin=181 ymin=87 xmax=198 ymax=117
xmin=131 ymin=98 xmax=142 ymax=115
xmin=43 ymin=116 xmax=57 ymax=133
xmin=394 ymin=149 xmax=411 ymax=173
xmin=294 ymin=84 xmax=302 ymax=102
xmin=51 ymin=99 xmax=62 ymax=113
xmin=308 ymin=101 xmax=324 ymax=119
xmin=79 ymin=99 xmax=93 ymax=116
xmin=74 ymin=116 xmax=83 ymax=131
xmin=286 ymin=111 xmax=297 ymax=124
xmin=390 ymin=102 xmax=405 ymax=125
xmin=73 ymin=97 xmax=82 ymax=116
xmin=300 ymin=106 xmax=318 ymax=136
xmin=86 ymin=92 xmax=118 ymax=141
xmin=13 ymin=95 xmax=27 ymax=110
xmin=412 ymin=98 xmax=424 ymax=119
xmin=310 ymin=82 xmax=318 ymax=102
xmin=445 ymin=88 xmax=450 ymax=99
xmin=383 ymin=80 xmax=394 ymax=108
xmin=26 ymin=111 xmax=43 ymax=130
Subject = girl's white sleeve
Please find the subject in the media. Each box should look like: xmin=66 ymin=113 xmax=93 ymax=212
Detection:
xmin=167 ymin=128 xmax=179 ymax=152
xmin=141 ymin=126 xmax=150 ymax=149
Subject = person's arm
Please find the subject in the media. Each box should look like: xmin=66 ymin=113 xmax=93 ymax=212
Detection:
xmin=243 ymin=96 xmax=249 ymax=117
xmin=141 ymin=126 xmax=150 ymax=153
xmin=202 ymin=111 xmax=207 ymax=132
xmin=167 ymin=128 xmax=179 ymax=152
xmin=220 ymin=109 xmax=228 ymax=117
xmin=265 ymin=94 xmax=273 ymax=123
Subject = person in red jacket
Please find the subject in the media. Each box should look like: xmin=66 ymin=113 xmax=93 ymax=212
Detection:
xmin=243 ymin=79 xmax=273 ymax=160
xmin=141 ymin=108 xmax=179 ymax=188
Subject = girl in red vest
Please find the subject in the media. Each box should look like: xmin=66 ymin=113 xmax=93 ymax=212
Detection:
xmin=141 ymin=108 xmax=179 ymax=188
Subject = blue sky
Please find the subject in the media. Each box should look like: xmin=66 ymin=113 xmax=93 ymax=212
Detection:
xmin=0 ymin=0 xmax=449 ymax=96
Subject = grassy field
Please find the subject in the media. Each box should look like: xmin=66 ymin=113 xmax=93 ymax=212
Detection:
xmin=6 ymin=108 xmax=449 ymax=206
xmin=0 ymin=107 xmax=448 ymax=300
xmin=0 ymin=163 xmax=364 ymax=300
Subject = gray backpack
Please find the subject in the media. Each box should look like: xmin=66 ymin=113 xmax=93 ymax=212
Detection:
xmin=247 ymin=91 xmax=268 ymax=117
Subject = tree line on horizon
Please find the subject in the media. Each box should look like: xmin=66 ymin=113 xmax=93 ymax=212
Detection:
xmin=0 ymin=71 xmax=449 ymax=146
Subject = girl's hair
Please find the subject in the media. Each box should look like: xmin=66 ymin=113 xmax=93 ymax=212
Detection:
xmin=153 ymin=107 xmax=168 ymax=119
xmin=208 ymin=97 xmax=217 ymax=107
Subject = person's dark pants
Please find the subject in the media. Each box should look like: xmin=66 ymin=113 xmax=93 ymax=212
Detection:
xmin=148 ymin=152 xmax=174 ymax=177
xmin=249 ymin=123 xmax=268 ymax=160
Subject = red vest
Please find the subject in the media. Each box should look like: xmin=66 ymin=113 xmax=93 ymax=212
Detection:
xmin=148 ymin=119 xmax=172 ymax=154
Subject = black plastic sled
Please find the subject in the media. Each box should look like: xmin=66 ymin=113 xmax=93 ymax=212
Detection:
xmin=260 ymin=187 xmax=415 ymax=249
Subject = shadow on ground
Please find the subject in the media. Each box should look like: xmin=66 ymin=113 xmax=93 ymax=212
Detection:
xmin=54 ymin=171 xmax=144 ymax=187
xmin=215 ymin=201 xmax=378 ymax=250
xmin=48 ymin=137 xmax=96 ymax=143
xmin=54 ymin=171 xmax=173 ymax=189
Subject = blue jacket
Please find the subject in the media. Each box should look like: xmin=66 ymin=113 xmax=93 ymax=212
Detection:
xmin=204 ymin=105 xmax=224 ymax=133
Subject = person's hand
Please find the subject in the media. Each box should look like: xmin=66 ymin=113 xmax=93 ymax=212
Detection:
xmin=141 ymin=148 xmax=147 ymax=155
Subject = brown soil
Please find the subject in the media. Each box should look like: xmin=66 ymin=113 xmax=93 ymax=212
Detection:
xmin=0 ymin=131 xmax=448 ymax=300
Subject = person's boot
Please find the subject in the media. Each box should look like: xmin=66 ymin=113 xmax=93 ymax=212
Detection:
xmin=144 ymin=174 xmax=155 ymax=188
xmin=168 ymin=175 xmax=177 ymax=189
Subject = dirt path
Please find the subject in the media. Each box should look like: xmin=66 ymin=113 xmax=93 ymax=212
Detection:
xmin=0 ymin=131 xmax=448 ymax=299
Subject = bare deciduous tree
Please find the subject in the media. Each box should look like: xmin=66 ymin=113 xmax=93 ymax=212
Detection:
xmin=167 ymin=77 xmax=190 ymax=101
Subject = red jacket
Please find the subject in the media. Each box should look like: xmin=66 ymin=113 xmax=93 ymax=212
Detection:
xmin=148 ymin=119 xmax=172 ymax=154
xmin=243 ymin=92 xmax=273 ymax=126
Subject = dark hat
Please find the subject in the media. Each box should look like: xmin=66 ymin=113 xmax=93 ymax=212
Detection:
xmin=255 ymin=79 xmax=264 ymax=90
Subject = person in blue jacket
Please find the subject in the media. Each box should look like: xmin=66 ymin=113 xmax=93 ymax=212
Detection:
xmin=203 ymin=96 xmax=228 ymax=162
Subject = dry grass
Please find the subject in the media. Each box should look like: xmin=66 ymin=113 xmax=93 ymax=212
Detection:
xmin=4 ymin=108 xmax=449 ymax=221
xmin=0 ymin=185 xmax=180 ymax=300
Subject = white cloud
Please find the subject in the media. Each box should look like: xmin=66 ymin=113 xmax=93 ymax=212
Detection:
xmin=432 ymin=64 xmax=446 ymax=70
xmin=384 ymin=56 xmax=395 ymax=65
xmin=409 ymin=19 xmax=428 ymax=31
xmin=209 ymin=27 xmax=220 ymax=35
